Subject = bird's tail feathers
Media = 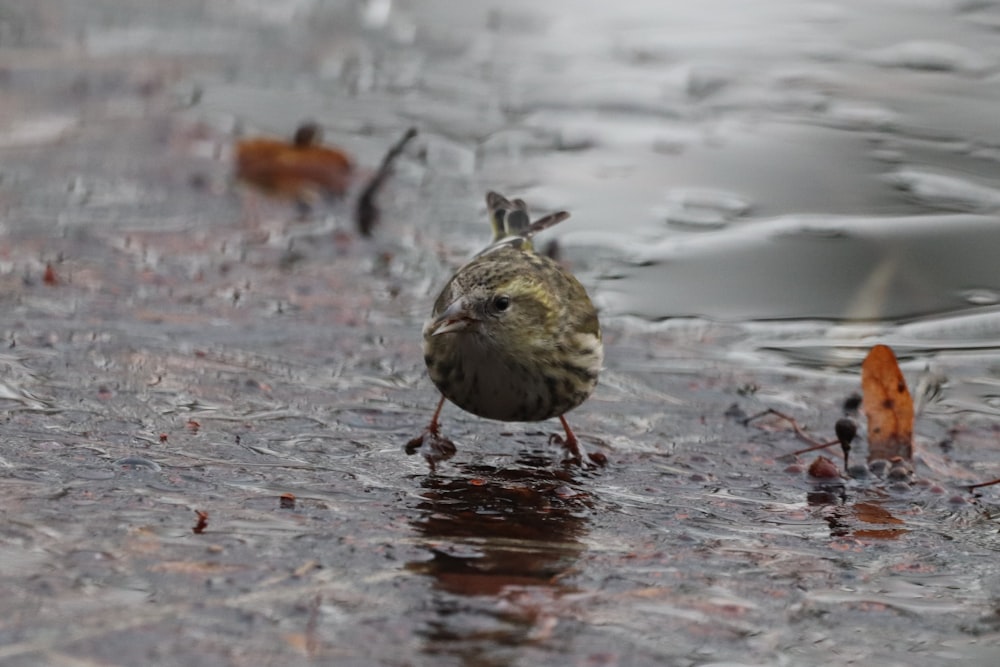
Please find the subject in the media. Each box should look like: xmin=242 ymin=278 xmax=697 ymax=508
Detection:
xmin=485 ymin=191 xmax=570 ymax=248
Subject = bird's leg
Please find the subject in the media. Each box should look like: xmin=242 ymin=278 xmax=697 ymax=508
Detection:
xmin=557 ymin=415 xmax=583 ymax=463
xmin=550 ymin=415 xmax=607 ymax=467
xmin=427 ymin=395 xmax=445 ymax=435
xmin=405 ymin=395 xmax=456 ymax=471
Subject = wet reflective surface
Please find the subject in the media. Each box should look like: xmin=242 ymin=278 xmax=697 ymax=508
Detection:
xmin=2 ymin=1 xmax=1000 ymax=665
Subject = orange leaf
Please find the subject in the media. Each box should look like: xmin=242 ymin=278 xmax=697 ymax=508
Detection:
xmin=861 ymin=344 xmax=913 ymax=461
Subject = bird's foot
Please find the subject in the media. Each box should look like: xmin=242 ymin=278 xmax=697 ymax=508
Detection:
xmin=548 ymin=433 xmax=607 ymax=467
xmin=405 ymin=426 xmax=456 ymax=473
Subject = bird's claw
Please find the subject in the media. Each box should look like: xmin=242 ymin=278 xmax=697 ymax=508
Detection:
xmin=548 ymin=433 xmax=606 ymax=467
xmin=405 ymin=428 xmax=456 ymax=473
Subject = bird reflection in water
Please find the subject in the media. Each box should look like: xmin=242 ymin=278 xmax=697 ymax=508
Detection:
xmin=407 ymin=449 xmax=593 ymax=660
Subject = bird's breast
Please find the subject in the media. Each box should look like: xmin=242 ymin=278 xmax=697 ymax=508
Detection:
xmin=424 ymin=331 xmax=598 ymax=423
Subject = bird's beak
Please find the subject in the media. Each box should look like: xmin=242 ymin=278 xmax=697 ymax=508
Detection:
xmin=428 ymin=298 xmax=478 ymax=336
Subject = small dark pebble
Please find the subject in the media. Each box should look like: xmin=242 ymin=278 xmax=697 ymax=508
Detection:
xmin=808 ymin=456 xmax=841 ymax=479
xmin=888 ymin=482 xmax=911 ymax=493
xmin=784 ymin=464 xmax=805 ymax=474
xmin=948 ymin=494 xmax=969 ymax=505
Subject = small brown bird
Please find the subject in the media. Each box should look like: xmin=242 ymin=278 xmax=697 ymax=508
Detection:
xmin=407 ymin=192 xmax=603 ymax=470
xmin=234 ymin=121 xmax=354 ymax=219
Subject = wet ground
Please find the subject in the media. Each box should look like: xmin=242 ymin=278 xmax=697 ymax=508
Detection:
xmin=2 ymin=1 xmax=1000 ymax=665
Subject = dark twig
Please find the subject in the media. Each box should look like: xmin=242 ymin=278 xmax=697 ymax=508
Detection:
xmin=355 ymin=127 xmax=418 ymax=236
xmin=791 ymin=438 xmax=842 ymax=457
xmin=743 ymin=408 xmax=826 ymax=448
xmin=968 ymin=478 xmax=1000 ymax=492
xmin=745 ymin=407 xmax=853 ymax=468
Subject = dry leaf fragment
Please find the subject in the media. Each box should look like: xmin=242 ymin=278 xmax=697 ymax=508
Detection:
xmin=192 ymin=510 xmax=209 ymax=534
xmin=861 ymin=344 xmax=913 ymax=462
xmin=853 ymin=501 xmax=905 ymax=525
xmin=235 ymin=121 xmax=354 ymax=210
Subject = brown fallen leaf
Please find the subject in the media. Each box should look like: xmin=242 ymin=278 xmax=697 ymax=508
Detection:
xmin=235 ymin=121 xmax=354 ymax=218
xmin=192 ymin=509 xmax=208 ymax=534
xmin=853 ymin=501 xmax=905 ymax=525
xmin=861 ymin=344 xmax=913 ymax=462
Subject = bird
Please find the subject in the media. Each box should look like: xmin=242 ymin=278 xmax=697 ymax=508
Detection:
xmin=407 ymin=191 xmax=603 ymax=470
xmin=234 ymin=121 xmax=354 ymax=220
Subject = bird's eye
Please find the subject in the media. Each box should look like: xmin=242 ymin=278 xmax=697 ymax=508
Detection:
xmin=493 ymin=295 xmax=511 ymax=312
